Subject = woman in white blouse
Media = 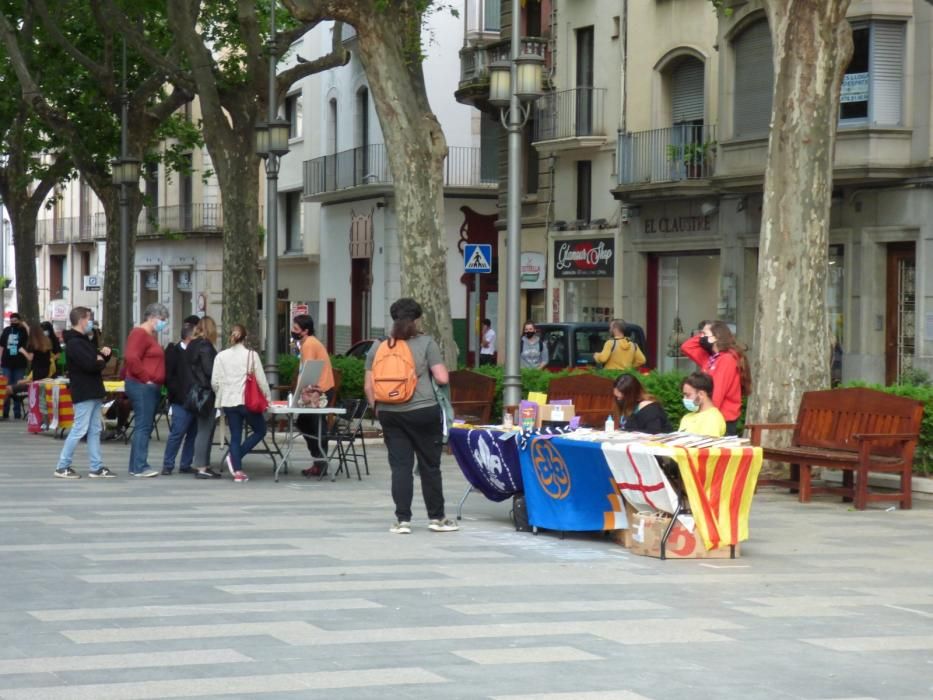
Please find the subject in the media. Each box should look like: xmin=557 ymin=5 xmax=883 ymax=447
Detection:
xmin=211 ymin=324 xmax=270 ymax=483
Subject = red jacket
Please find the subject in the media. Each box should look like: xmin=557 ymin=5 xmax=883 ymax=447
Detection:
xmin=124 ymin=327 xmax=166 ymax=385
xmin=680 ymin=335 xmax=743 ymax=421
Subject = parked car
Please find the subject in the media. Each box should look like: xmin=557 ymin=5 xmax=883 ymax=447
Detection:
xmin=345 ymin=339 xmax=376 ymax=360
xmin=534 ymin=322 xmax=649 ymax=371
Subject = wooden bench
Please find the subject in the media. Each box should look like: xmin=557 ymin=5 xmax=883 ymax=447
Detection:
xmin=449 ymin=370 xmax=496 ymax=424
xmin=748 ymin=387 xmax=924 ymax=510
xmin=546 ymin=373 xmax=617 ymax=428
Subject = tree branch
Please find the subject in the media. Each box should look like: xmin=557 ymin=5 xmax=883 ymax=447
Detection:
xmin=238 ymin=0 xmax=264 ymax=78
xmin=32 ymin=0 xmax=110 ymax=85
xmin=275 ymin=21 xmax=350 ymax=96
xmin=95 ymin=0 xmax=197 ymax=95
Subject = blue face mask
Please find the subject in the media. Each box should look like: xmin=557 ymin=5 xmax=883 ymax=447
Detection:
xmin=85 ymin=320 xmax=95 ymax=332
xmin=682 ymin=397 xmax=699 ymax=413
xmin=155 ymin=319 xmax=168 ymax=333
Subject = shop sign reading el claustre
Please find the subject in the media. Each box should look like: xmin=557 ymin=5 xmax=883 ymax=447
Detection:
xmin=553 ymin=238 xmax=614 ymax=278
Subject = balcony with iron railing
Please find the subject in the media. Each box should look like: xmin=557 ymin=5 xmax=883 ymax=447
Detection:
xmin=303 ymin=144 xmax=497 ymax=198
xmin=35 ymin=216 xmax=95 ymax=245
xmin=533 ymin=87 xmax=607 ymax=148
xmin=136 ymin=203 xmax=224 ymax=237
xmin=616 ymin=124 xmax=718 ymax=193
xmin=456 ymin=36 xmax=550 ymax=105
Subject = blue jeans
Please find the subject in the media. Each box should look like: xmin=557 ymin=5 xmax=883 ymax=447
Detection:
xmin=57 ymin=399 xmax=103 ymax=472
xmin=125 ymin=379 xmax=161 ymax=474
xmin=224 ymin=405 xmax=266 ymax=471
xmin=162 ymin=403 xmax=198 ymax=471
xmin=2 ymin=366 xmax=26 ymax=418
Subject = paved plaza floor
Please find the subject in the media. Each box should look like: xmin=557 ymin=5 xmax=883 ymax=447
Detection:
xmin=0 ymin=418 xmax=932 ymax=700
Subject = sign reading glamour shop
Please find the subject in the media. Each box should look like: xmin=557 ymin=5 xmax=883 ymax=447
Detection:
xmin=553 ymin=238 xmax=614 ymax=278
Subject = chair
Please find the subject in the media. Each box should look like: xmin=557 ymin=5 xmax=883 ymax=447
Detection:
xmin=124 ymin=393 xmax=169 ymax=444
xmin=326 ymin=398 xmax=369 ymax=480
xmin=449 ymin=370 xmax=496 ymax=424
xmin=546 ymin=373 xmax=617 ymax=428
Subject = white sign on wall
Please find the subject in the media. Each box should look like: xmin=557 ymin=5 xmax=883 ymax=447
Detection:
xmin=520 ymin=252 xmax=546 ymax=289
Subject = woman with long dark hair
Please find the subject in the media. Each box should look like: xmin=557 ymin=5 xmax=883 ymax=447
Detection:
xmin=613 ymin=374 xmax=672 ymax=434
xmin=187 ymin=316 xmax=220 ymax=479
xmin=680 ymin=320 xmax=752 ymax=436
xmin=20 ymin=321 xmax=54 ymax=381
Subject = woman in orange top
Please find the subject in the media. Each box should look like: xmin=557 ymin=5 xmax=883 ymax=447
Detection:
xmin=291 ymin=314 xmax=335 ymax=475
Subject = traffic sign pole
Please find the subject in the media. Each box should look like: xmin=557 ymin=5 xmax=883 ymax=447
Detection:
xmin=474 ymin=273 xmax=481 ymax=369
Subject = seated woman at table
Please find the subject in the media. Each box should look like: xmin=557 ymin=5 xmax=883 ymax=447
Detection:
xmin=678 ymin=372 xmax=726 ymax=437
xmin=613 ymin=374 xmax=672 ymax=434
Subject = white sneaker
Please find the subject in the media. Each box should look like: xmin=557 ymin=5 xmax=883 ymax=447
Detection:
xmin=389 ymin=521 xmax=412 ymax=534
xmin=134 ymin=469 xmax=160 ymax=478
xmin=428 ymin=518 xmax=459 ymax=532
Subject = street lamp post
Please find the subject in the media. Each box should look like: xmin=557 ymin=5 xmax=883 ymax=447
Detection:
xmin=488 ymin=0 xmax=544 ymax=410
xmin=112 ymin=42 xmax=140 ymax=345
xmin=254 ymin=0 xmax=290 ymax=393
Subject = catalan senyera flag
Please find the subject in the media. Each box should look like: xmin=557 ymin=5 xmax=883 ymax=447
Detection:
xmin=0 ymin=374 xmax=7 ymax=406
xmin=46 ymin=383 xmax=74 ymax=432
xmin=669 ymin=445 xmax=763 ymax=550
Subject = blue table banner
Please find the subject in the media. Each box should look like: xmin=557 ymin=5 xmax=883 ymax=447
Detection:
xmin=518 ymin=436 xmax=626 ymax=533
xmin=449 ymin=428 xmax=523 ymax=502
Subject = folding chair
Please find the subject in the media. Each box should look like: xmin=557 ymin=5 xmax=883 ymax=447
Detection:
xmin=326 ymin=398 xmax=369 ymax=481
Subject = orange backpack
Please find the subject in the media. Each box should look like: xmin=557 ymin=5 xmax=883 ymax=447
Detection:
xmin=371 ymin=338 xmax=418 ymax=404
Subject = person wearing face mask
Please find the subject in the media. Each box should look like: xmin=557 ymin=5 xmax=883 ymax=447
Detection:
xmin=0 ymin=313 xmax=29 ymax=420
xmin=678 ymin=372 xmax=725 ymax=437
xmin=290 ymin=314 xmax=335 ymax=475
xmin=123 ymin=303 xmax=170 ymax=477
xmin=519 ymin=321 xmax=549 ymax=369
xmin=680 ymin=319 xmax=752 ymax=436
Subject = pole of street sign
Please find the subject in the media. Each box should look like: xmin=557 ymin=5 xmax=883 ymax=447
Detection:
xmin=474 ymin=273 xmax=481 ymax=369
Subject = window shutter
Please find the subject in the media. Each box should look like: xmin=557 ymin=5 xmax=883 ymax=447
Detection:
xmin=671 ymin=59 xmax=705 ymax=124
xmin=733 ymin=20 xmax=774 ymax=137
xmin=870 ymin=21 xmax=904 ymax=126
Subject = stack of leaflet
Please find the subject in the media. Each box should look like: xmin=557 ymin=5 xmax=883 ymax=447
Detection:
xmin=649 ymin=432 xmax=745 ymax=448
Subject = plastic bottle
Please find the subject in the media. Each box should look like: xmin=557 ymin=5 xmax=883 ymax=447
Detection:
xmin=604 ymin=414 xmax=615 ymax=433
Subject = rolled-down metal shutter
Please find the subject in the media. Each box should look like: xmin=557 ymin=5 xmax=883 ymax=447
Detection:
xmin=870 ymin=21 xmax=904 ymax=126
xmin=733 ymin=19 xmax=774 ymax=137
xmin=671 ymin=58 xmax=705 ymax=124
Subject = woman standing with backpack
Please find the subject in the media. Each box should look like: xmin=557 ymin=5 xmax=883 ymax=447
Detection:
xmin=364 ymin=298 xmax=458 ymax=535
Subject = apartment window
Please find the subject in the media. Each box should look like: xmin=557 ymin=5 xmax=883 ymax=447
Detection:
xmin=356 ymin=88 xmax=370 ymax=179
xmin=576 ymin=161 xmax=592 ymax=224
xmin=524 ymin=121 xmax=539 ymax=194
xmin=179 ymin=153 xmax=193 ymax=230
xmin=840 ymin=22 xmax=905 ymax=126
xmin=328 ymin=98 xmax=338 ymax=154
xmin=80 ymin=251 xmax=91 ymax=278
xmin=144 ymin=162 xmax=158 ymax=232
xmin=733 ymin=19 xmax=774 ymax=137
xmin=285 ymin=191 xmax=303 ymax=253
xmin=576 ymin=27 xmax=594 ymax=135
xmin=480 ymin=111 xmax=499 ymax=183
xmin=484 ymin=0 xmax=501 ymax=31
xmin=670 ymin=57 xmax=705 ymax=126
xmin=286 ymin=92 xmax=303 ymax=138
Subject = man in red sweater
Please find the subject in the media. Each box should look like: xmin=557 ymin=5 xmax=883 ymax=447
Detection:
xmin=123 ymin=303 xmax=169 ymax=477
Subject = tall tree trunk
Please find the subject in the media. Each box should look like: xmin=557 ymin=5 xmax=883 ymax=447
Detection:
xmin=4 ymin=196 xmax=40 ymax=324
xmin=352 ymin=13 xmax=457 ymax=367
xmin=750 ymin=1 xmax=853 ymax=428
xmin=95 ymin=183 xmax=141 ymax=349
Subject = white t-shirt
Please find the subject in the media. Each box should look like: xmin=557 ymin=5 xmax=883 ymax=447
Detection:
xmin=481 ymin=328 xmax=496 ymax=356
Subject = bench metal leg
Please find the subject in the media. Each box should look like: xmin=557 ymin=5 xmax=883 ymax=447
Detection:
xmin=798 ymin=464 xmax=812 ymax=503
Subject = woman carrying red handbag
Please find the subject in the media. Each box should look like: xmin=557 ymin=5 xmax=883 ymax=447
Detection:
xmin=211 ymin=324 xmax=271 ymax=483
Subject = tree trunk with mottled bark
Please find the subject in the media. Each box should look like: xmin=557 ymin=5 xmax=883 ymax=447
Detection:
xmin=5 ymin=197 xmax=40 ymax=324
xmin=282 ymin=0 xmax=458 ymax=367
xmin=749 ymin=0 xmax=853 ymax=429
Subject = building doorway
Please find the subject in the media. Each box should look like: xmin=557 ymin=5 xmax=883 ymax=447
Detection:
xmin=350 ymin=258 xmax=372 ymax=344
xmin=885 ymin=242 xmax=915 ymax=385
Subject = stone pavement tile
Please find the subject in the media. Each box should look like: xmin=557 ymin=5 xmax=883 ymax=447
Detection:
xmin=451 ymin=645 xmax=603 ymax=665
xmin=0 ymin=667 xmax=446 ymax=700
xmin=0 ymin=648 xmax=251 ymax=675
xmin=803 ymin=634 xmax=933 ymax=651
xmin=492 ymin=692 xmax=654 ymax=700
xmin=446 ymin=600 xmax=669 ymax=615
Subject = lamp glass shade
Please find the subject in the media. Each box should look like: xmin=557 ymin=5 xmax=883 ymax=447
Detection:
xmin=487 ymin=61 xmax=511 ymax=107
xmin=112 ymin=158 xmax=141 ymax=185
xmin=268 ymin=119 xmax=291 ymax=156
xmin=514 ymin=52 xmax=544 ymax=103
xmin=254 ymin=122 xmax=270 ymax=156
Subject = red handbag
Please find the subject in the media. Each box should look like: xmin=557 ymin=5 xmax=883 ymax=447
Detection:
xmin=244 ymin=350 xmax=269 ymax=414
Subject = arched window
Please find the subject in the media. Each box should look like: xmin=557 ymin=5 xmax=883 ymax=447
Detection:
xmin=670 ymin=57 xmax=705 ymax=127
xmin=732 ymin=19 xmax=774 ymax=137
xmin=327 ymin=98 xmax=338 ymax=155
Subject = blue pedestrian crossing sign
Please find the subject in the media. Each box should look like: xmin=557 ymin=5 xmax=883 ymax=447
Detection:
xmin=464 ymin=244 xmax=492 ymax=274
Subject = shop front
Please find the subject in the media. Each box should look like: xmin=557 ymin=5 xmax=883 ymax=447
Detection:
xmin=552 ymin=236 xmax=615 ymax=323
